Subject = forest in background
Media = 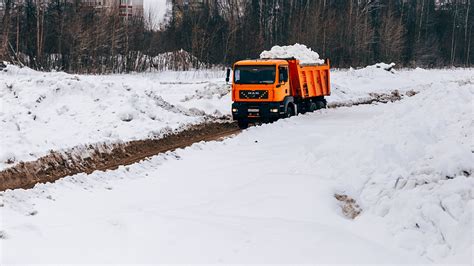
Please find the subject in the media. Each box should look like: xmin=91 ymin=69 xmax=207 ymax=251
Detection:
xmin=0 ymin=0 xmax=472 ymax=73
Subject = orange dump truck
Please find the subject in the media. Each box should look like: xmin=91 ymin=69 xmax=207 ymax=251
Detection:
xmin=226 ymin=58 xmax=330 ymax=128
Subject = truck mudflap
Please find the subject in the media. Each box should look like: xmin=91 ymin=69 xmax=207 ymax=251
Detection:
xmin=232 ymin=102 xmax=284 ymax=122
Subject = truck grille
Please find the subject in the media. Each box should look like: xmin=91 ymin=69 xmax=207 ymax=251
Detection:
xmin=239 ymin=90 xmax=269 ymax=100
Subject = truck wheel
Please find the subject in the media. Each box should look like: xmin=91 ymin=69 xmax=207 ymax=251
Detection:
xmin=299 ymin=103 xmax=307 ymax=114
xmin=286 ymin=105 xmax=295 ymax=118
xmin=316 ymin=100 xmax=326 ymax=110
xmin=309 ymin=102 xmax=317 ymax=112
xmin=237 ymin=120 xmax=249 ymax=129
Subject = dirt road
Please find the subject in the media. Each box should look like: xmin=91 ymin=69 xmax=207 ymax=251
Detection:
xmin=0 ymin=122 xmax=240 ymax=191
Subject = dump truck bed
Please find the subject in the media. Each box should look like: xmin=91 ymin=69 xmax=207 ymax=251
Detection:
xmin=288 ymin=59 xmax=330 ymax=99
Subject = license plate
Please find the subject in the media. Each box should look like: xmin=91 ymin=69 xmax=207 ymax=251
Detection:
xmin=248 ymin=108 xmax=259 ymax=112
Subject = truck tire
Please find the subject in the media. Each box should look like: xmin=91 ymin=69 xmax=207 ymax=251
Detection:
xmin=299 ymin=106 xmax=307 ymax=115
xmin=286 ymin=104 xmax=295 ymax=118
xmin=309 ymin=102 xmax=317 ymax=112
xmin=237 ymin=120 xmax=249 ymax=129
xmin=316 ymin=100 xmax=326 ymax=110
xmin=298 ymin=102 xmax=307 ymax=114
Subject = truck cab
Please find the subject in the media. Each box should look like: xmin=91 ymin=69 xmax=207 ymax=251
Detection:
xmin=229 ymin=58 xmax=330 ymax=129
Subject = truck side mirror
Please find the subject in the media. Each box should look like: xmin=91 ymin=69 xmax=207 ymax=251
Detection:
xmin=226 ymin=68 xmax=231 ymax=83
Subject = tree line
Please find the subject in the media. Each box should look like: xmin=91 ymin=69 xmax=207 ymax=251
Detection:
xmin=0 ymin=0 xmax=158 ymax=73
xmin=0 ymin=0 xmax=472 ymax=73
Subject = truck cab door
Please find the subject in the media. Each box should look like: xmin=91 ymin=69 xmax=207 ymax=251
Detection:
xmin=278 ymin=66 xmax=290 ymax=96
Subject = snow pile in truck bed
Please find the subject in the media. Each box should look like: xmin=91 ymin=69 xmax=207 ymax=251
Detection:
xmin=260 ymin=44 xmax=325 ymax=64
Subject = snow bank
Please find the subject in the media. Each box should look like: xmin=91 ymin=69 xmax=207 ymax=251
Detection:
xmin=372 ymin=62 xmax=396 ymax=71
xmin=328 ymin=65 xmax=473 ymax=104
xmin=260 ymin=44 xmax=325 ymax=64
xmin=0 ymin=64 xmax=230 ymax=170
xmin=351 ymin=82 xmax=473 ymax=262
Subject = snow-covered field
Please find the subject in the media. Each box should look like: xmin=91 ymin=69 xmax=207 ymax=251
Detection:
xmin=0 ymin=66 xmax=230 ymax=170
xmin=0 ymin=65 xmax=473 ymax=264
xmin=1 ymin=64 xmax=471 ymax=170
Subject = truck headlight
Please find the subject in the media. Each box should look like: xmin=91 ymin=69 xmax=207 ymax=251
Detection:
xmin=232 ymin=108 xmax=238 ymax=113
xmin=270 ymin=108 xmax=279 ymax=113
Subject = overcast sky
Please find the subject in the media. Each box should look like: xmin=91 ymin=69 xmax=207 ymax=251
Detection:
xmin=143 ymin=0 xmax=170 ymax=28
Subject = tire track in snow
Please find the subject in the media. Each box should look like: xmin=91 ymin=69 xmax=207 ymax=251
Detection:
xmin=0 ymin=90 xmax=414 ymax=191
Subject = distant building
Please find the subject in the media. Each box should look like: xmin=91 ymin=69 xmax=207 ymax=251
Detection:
xmin=0 ymin=0 xmax=143 ymax=18
xmin=81 ymin=0 xmax=143 ymax=17
xmin=118 ymin=0 xmax=144 ymax=18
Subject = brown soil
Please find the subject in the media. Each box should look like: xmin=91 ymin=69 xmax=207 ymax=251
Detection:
xmin=335 ymin=194 xmax=363 ymax=219
xmin=0 ymin=122 xmax=240 ymax=191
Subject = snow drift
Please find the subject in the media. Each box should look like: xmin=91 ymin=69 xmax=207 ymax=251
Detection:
xmin=0 ymin=64 xmax=230 ymax=170
xmin=260 ymin=44 xmax=325 ymax=64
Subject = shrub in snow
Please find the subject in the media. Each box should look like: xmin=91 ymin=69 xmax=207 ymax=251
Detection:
xmin=374 ymin=62 xmax=396 ymax=72
xmin=260 ymin=44 xmax=325 ymax=65
xmin=0 ymin=152 xmax=16 ymax=164
xmin=148 ymin=49 xmax=206 ymax=71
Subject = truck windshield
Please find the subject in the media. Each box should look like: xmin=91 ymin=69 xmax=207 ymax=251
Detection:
xmin=234 ymin=66 xmax=276 ymax=84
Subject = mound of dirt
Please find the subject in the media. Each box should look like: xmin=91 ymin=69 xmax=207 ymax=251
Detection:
xmin=0 ymin=122 xmax=240 ymax=191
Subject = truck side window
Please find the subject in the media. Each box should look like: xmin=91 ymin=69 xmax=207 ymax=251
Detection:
xmin=279 ymin=67 xmax=288 ymax=83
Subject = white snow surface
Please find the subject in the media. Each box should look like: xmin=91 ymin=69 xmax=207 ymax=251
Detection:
xmin=0 ymin=65 xmax=473 ymax=264
xmin=0 ymin=66 xmax=229 ymax=169
xmin=260 ymin=44 xmax=325 ymax=64
xmin=2 ymin=64 xmax=471 ymax=170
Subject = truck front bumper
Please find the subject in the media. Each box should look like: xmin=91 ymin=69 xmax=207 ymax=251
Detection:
xmin=232 ymin=102 xmax=284 ymax=121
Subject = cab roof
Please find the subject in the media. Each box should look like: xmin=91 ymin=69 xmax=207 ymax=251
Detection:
xmin=234 ymin=59 xmax=291 ymax=66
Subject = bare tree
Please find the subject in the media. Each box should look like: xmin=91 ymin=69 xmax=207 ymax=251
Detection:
xmin=0 ymin=0 xmax=13 ymax=61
